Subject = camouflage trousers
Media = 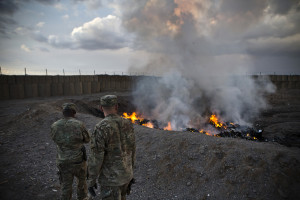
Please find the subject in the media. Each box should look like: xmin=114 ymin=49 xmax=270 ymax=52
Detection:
xmin=100 ymin=183 xmax=129 ymax=200
xmin=57 ymin=161 xmax=88 ymax=200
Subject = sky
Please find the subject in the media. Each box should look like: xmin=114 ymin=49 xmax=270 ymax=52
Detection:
xmin=0 ymin=0 xmax=299 ymax=75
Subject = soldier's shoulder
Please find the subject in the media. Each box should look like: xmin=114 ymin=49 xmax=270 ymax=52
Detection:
xmin=97 ymin=118 xmax=113 ymax=128
xmin=68 ymin=118 xmax=84 ymax=126
xmin=51 ymin=119 xmax=64 ymax=127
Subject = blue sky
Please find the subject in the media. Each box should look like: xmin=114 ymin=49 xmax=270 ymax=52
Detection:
xmin=0 ymin=0 xmax=299 ymax=75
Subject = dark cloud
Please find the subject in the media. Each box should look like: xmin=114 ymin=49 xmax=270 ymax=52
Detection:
xmin=0 ymin=0 xmax=19 ymax=16
xmin=269 ymin=0 xmax=299 ymax=15
xmin=34 ymin=0 xmax=60 ymax=5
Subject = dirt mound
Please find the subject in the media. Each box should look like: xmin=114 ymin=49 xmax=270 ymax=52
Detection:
xmin=0 ymin=91 xmax=299 ymax=200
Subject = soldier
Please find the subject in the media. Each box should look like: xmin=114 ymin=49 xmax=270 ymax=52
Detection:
xmin=87 ymin=95 xmax=136 ymax=200
xmin=51 ymin=103 xmax=90 ymax=200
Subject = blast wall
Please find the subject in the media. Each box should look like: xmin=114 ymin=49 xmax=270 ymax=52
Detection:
xmin=0 ymin=75 xmax=299 ymax=100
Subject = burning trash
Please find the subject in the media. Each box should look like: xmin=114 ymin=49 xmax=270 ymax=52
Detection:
xmin=122 ymin=112 xmax=264 ymax=141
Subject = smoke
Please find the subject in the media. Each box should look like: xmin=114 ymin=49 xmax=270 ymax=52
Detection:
xmin=119 ymin=0 xmax=276 ymax=129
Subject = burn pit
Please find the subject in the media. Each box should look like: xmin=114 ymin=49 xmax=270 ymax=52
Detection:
xmin=122 ymin=112 xmax=265 ymax=142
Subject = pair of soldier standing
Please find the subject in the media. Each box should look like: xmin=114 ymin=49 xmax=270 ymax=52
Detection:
xmin=51 ymin=95 xmax=136 ymax=200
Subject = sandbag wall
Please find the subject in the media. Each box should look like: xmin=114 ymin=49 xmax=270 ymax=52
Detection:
xmin=268 ymin=75 xmax=300 ymax=90
xmin=0 ymin=75 xmax=138 ymax=100
xmin=0 ymin=75 xmax=299 ymax=100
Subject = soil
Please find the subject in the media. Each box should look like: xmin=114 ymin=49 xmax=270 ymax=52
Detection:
xmin=0 ymin=90 xmax=299 ymax=200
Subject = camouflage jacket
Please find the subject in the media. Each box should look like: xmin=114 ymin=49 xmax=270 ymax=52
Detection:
xmin=88 ymin=114 xmax=136 ymax=187
xmin=51 ymin=117 xmax=90 ymax=164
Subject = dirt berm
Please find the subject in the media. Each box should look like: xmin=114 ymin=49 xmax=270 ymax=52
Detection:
xmin=0 ymin=90 xmax=299 ymax=200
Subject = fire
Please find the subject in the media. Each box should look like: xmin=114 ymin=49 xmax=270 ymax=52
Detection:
xmin=209 ymin=114 xmax=226 ymax=129
xmin=143 ymin=122 xmax=154 ymax=128
xmin=200 ymin=129 xmax=212 ymax=136
xmin=163 ymin=122 xmax=172 ymax=131
xmin=122 ymin=112 xmax=155 ymax=129
xmin=122 ymin=112 xmax=143 ymax=123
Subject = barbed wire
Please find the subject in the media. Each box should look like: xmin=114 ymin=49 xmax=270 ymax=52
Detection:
xmin=0 ymin=67 xmax=160 ymax=76
xmin=0 ymin=66 xmax=299 ymax=76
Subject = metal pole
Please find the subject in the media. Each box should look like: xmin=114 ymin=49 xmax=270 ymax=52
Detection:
xmin=46 ymin=69 xmax=48 ymax=76
xmin=63 ymin=69 xmax=65 ymax=76
xmin=25 ymin=68 xmax=27 ymax=76
xmin=94 ymin=70 xmax=95 ymax=75
xmin=0 ymin=66 xmax=2 ymax=75
xmin=79 ymin=69 xmax=81 ymax=75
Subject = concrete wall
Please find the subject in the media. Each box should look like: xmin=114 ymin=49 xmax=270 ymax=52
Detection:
xmin=0 ymin=75 xmax=299 ymax=100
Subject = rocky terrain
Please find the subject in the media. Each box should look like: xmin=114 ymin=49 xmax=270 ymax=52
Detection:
xmin=0 ymin=89 xmax=299 ymax=200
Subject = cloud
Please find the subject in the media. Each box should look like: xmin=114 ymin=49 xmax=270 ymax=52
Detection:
xmin=70 ymin=15 xmax=129 ymax=49
xmin=269 ymin=0 xmax=299 ymax=15
xmin=246 ymin=34 xmax=300 ymax=57
xmin=0 ymin=0 xmax=19 ymax=16
xmin=36 ymin=21 xmax=45 ymax=28
xmin=20 ymin=44 xmax=31 ymax=52
xmin=35 ymin=0 xmax=60 ymax=5
xmin=73 ymin=0 xmax=102 ymax=10
xmin=39 ymin=46 xmax=50 ymax=52
xmin=54 ymin=3 xmax=66 ymax=11
xmin=62 ymin=14 xmax=69 ymax=20
xmin=35 ymin=15 xmax=131 ymax=50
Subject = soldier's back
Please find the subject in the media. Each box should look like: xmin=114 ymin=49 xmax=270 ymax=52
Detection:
xmin=51 ymin=118 xmax=85 ymax=163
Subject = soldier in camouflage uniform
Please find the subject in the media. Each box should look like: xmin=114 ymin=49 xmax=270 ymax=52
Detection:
xmin=87 ymin=95 xmax=136 ymax=200
xmin=51 ymin=103 xmax=90 ymax=200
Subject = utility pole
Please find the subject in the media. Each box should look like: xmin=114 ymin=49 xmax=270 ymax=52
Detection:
xmin=0 ymin=66 xmax=2 ymax=75
xmin=79 ymin=69 xmax=81 ymax=75
xmin=46 ymin=69 xmax=48 ymax=76
xmin=94 ymin=70 xmax=95 ymax=75
xmin=25 ymin=68 xmax=27 ymax=76
xmin=63 ymin=69 xmax=65 ymax=76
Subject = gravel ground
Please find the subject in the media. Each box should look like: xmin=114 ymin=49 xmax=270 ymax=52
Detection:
xmin=0 ymin=90 xmax=299 ymax=200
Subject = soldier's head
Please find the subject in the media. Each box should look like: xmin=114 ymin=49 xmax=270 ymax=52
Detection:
xmin=100 ymin=95 xmax=118 ymax=116
xmin=62 ymin=103 xmax=77 ymax=117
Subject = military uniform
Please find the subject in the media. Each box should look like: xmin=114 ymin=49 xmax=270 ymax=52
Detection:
xmin=51 ymin=103 xmax=90 ymax=200
xmin=88 ymin=95 xmax=136 ymax=200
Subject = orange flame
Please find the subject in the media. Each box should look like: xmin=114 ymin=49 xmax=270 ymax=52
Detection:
xmin=163 ymin=122 xmax=172 ymax=131
xmin=209 ymin=114 xmax=226 ymax=129
xmin=122 ymin=112 xmax=143 ymax=123
xmin=200 ymin=129 xmax=212 ymax=136
xmin=142 ymin=122 xmax=154 ymax=128
xmin=122 ymin=112 xmax=155 ymax=129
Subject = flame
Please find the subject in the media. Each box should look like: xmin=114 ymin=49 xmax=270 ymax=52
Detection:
xmin=122 ymin=112 xmax=155 ymax=129
xmin=143 ymin=122 xmax=154 ymax=128
xmin=200 ymin=129 xmax=212 ymax=136
xmin=122 ymin=112 xmax=143 ymax=123
xmin=209 ymin=114 xmax=227 ymax=129
xmin=163 ymin=122 xmax=172 ymax=131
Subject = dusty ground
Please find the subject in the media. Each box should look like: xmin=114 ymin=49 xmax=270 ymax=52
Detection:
xmin=0 ymin=90 xmax=299 ymax=200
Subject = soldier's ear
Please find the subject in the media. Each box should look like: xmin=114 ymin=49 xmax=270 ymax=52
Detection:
xmin=100 ymin=106 xmax=104 ymax=112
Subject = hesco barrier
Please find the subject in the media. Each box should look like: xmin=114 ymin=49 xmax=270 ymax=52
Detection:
xmin=0 ymin=75 xmax=299 ymax=100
